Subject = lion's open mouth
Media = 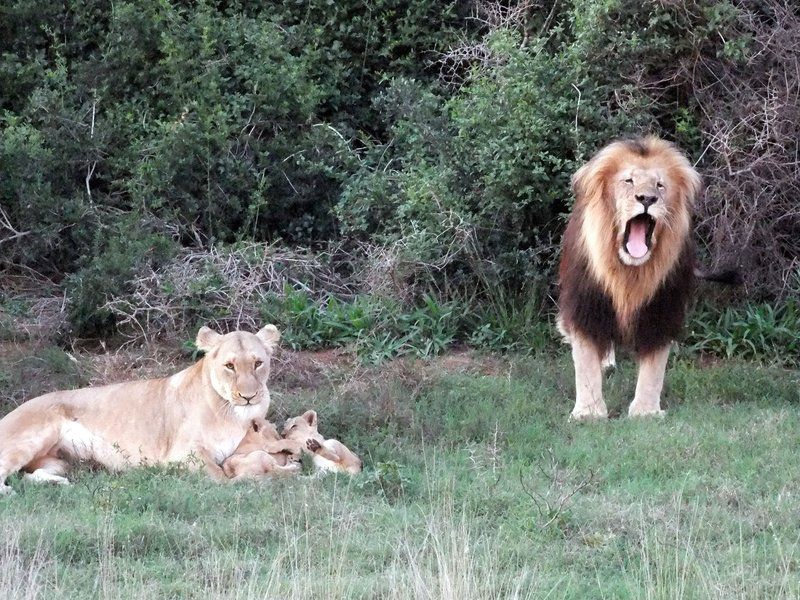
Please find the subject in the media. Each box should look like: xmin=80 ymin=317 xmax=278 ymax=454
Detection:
xmin=623 ymin=214 xmax=656 ymax=259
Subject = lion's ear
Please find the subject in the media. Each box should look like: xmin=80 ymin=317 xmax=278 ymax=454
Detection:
xmin=683 ymin=165 xmax=703 ymax=206
xmin=302 ymin=410 xmax=318 ymax=428
xmin=571 ymin=158 xmax=605 ymax=203
xmin=571 ymin=162 xmax=590 ymax=198
xmin=256 ymin=324 xmax=281 ymax=350
xmin=196 ymin=326 xmax=223 ymax=352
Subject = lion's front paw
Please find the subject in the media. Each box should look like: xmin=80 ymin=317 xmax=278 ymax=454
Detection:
xmin=569 ymin=405 xmax=608 ymax=421
xmin=0 ymin=484 xmax=16 ymax=497
xmin=627 ymin=401 xmax=665 ymax=418
xmin=306 ymin=438 xmax=322 ymax=452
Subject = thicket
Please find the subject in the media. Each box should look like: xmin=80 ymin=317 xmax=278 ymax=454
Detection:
xmin=1 ymin=0 xmax=797 ymax=351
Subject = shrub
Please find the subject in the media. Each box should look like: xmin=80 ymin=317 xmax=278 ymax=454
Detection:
xmin=2 ymin=0 xmax=796 ymax=340
xmin=66 ymin=220 xmax=177 ymax=337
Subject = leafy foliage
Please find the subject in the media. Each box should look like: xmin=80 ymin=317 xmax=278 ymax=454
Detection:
xmin=1 ymin=0 xmax=794 ymax=339
xmin=685 ymin=301 xmax=800 ymax=365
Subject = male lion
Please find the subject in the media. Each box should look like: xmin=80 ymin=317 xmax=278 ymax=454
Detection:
xmin=0 ymin=324 xmax=281 ymax=495
xmin=558 ymin=137 xmax=734 ymax=420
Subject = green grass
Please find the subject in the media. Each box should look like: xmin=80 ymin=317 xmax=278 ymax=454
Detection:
xmin=1 ymin=352 xmax=799 ymax=598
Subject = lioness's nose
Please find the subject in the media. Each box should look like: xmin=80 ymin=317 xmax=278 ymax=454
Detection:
xmin=636 ymin=194 xmax=657 ymax=208
xmin=239 ymin=393 xmax=256 ymax=401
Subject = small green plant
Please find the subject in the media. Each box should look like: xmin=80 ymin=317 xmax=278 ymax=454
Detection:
xmin=357 ymin=460 xmax=410 ymax=501
xmin=685 ymin=301 xmax=799 ymax=364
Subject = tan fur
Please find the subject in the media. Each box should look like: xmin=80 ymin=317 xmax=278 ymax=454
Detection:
xmin=221 ymin=418 xmax=303 ymax=480
xmin=569 ymin=333 xmax=607 ymax=420
xmin=282 ymin=410 xmax=362 ymax=475
xmin=0 ymin=325 xmax=281 ymax=495
xmin=628 ymin=345 xmax=670 ymax=417
xmin=571 ymin=136 xmax=699 ymax=331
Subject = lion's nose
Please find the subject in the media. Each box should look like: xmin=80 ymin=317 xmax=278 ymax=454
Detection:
xmin=636 ymin=194 xmax=657 ymax=209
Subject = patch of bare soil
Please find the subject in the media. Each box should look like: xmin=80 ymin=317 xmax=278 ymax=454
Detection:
xmin=271 ymin=348 xmax=355 ymax=390
xmin=271 ymin=347 xmax=505 ymax=394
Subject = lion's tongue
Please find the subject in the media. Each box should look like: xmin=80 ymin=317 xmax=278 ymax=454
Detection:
xmin=626 ymin=220 xmax=649 ymax=258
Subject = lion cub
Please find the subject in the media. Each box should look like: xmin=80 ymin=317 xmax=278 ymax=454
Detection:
xmin=222 ymin=418 xmax=303 ymax=481
xmin=282 ymin=410 xmax=362 ymax=475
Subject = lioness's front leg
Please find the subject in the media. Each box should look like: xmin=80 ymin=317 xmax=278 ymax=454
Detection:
xmin=628 ymin=345 xmax=670 ymax=417
xmin=192 ymin=447 xmax=229 ymax=482
xmin=570 ymin=335 xmax=607 ymax=420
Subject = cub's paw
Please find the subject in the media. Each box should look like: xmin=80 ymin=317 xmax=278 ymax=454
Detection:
xmin=306 ymin=439 xmax=322 ymax=452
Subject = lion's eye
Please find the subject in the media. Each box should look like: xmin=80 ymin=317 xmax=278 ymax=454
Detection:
xmin=624 ymin=177 xmax=634 ymax=184
xmin=656 ymin=182 xmax=665 ymax=189
xmin=224 ymin=362 xmax=235 ymax=371
xmin=254 ymin=360 xmax=263 ymax=368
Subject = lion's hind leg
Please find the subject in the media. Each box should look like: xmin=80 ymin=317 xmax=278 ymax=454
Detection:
xmin=0 ymin=407 xmax=64 ymax=495
xmin=601 ymin=345 xmax=616 ymax=370
xmin=23 ymin=455 xmax=71 ymax=486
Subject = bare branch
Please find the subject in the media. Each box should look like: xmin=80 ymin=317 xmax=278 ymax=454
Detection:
xmin=0 ymin=204 xmax=31 ymax=247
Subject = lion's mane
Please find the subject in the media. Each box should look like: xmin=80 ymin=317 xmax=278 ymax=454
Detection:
xmin=558 ymin=137 xmax=701 ymax=357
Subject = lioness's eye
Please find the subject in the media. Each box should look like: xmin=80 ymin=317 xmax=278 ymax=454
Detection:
xmin=254 ymin=360 xmax=263 ymax=368
xmin=224 ymin=362 xmax=234 ymax=370
xmin=624 ymin=177 xmax=634 ymax=184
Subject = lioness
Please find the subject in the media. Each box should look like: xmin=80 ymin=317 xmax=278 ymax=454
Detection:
xmin=282 ymin=410 xmax=362 ymax=475
xmin=221 ymin=417 xmax=303 ymax=480
xmin=0 ymin=324 xmax=280 ymax=495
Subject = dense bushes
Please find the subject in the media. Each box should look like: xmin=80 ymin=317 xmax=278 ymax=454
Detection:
xmin=1 ymin=0 xmax=797 ymax=341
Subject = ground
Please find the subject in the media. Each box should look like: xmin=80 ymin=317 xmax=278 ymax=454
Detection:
xmin=1 ymin=336 xmax=799 ymax=599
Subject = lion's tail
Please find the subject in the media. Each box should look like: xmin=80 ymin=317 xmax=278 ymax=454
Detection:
xmin=693 ymin=267 xmax=742 ymax=285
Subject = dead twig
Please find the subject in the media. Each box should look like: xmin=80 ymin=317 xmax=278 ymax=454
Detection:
xmin=518 ymin=449 xmax=595 ymax=530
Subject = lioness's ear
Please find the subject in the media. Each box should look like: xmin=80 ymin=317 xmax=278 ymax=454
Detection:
xmin=196 ymin=326 xmax=223 ymax=352
xmin=256 ymin=324 xmax=281 ymax=350
xmin=302 ymin=410 xmax=317 ymax=428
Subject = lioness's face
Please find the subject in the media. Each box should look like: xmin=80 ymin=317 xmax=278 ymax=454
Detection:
xmin=612 ymin=162 xmax=671 ymax=267
xmin=196 ymin=325 xmax=281 ymax=414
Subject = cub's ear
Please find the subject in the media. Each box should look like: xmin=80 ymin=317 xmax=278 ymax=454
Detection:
xmin=196 ymin=326 xmax=223 ymax=352
xmin=302 ymin=410 xmax=318 ymax=428
xmin=256 ymin=324 xmax=281 ymax=350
